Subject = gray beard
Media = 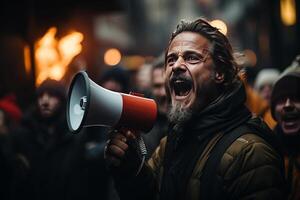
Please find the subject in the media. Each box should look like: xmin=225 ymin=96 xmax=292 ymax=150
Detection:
xmin=168 ymin=103 xmax=193 ymax=133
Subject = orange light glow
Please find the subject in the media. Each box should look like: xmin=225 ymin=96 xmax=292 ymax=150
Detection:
xmin=244 ymin=49 xmax=257 ymax=67
xmin=280 ymin=0 xmax=296 ymax=26
xmin=104 ymin=48 xmax=122 ymax=66
xmin=210 ymin=19 xmax=228 ymax=35
xmin=34 ymin=27 xmax=84 ymax=86
xmin=24 ymin=45 xmax=31 ymax=75
xmin=122 ymin=55 xmax=146 ymax=70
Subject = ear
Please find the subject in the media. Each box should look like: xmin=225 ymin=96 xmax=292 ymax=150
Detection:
xmin=215 ymin=72 xmax=224 ymax=83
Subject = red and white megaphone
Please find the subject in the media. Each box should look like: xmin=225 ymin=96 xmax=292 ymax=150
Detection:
xmin=67 ymin=71 xmax=157 ymax=134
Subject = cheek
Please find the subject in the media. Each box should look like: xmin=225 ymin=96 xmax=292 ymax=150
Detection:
xmin=274 ymin=104 xmax=283 ymax=120
xmin=193 ymin=69 xmax=213 ymax=88
xmin=50 ymin=99 xmax=61 ymax=110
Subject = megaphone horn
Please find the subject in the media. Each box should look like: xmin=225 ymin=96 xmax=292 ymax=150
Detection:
xmin=67 ymin=71 xmax=157 ymax=134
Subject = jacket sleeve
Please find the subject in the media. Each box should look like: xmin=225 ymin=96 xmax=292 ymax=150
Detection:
xmin=113 ymin=137 xmax=167 ymax=200
xmin=219 ymin=134 xmax=286 ymax=200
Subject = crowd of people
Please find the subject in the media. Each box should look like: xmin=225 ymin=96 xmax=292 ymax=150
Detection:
xmin=0 ymin=17 xmax=299 ymax=200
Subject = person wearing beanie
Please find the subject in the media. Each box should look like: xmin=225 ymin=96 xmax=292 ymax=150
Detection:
xmin=10 ymin=79 xmax=73 ymax=199
xmin=0 ymin=94 xmax=22 ymax=200
xmin=8 ymin=77 xmax=116 ymax=200
xmin=36 ymin=79 xmax=66 ymax=121
xmin=271 ymin=55 xmax=300 ymax=200
xmin=254 ymin=68 xmax=280 ymax=103
xmin=0 ymin=94 xmax=22 ymax=125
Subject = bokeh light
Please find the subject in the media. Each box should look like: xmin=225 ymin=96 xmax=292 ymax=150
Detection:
xmin=104 ymin=48 xmax=122 ymax=66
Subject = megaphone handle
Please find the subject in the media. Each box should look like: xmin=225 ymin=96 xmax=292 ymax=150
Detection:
xmin=135 ymin=135 xmax=147 ymax=176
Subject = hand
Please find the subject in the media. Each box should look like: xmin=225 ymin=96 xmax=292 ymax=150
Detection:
xmin=105 ymin=129 xmax=137 ymax=167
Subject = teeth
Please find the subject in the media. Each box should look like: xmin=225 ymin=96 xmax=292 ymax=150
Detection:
xmin=175 ymin=80 xmax=184 ymax=83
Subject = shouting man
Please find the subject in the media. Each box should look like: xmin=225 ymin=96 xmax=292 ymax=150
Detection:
xmin=105 ymin=18 xmax=286 ymax=200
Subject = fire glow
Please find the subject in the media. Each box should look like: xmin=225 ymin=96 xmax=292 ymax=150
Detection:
xmin=34 ymin=27 xmax=84 ymax=86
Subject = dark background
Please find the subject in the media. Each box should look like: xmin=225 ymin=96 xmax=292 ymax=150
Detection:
xmin=0 ymin=0 xmax=299 ymax=108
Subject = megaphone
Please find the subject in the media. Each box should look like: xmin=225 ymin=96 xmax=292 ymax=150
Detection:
xmin=67 ymin=71 xmax=157 ymax=134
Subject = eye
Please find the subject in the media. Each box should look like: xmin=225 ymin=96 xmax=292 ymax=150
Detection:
xmin=167 ymin=56 xmax=177 ymax=66
xmin=185 ymin=54 xmax=202 ymax=64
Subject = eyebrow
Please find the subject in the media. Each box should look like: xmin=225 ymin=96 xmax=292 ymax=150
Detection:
xmin=167 ymin=50 xmax=206 ymax=58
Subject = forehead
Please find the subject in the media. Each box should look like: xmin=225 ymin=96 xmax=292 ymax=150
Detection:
xmin=168 ymin=32 xmax=211 ymax=54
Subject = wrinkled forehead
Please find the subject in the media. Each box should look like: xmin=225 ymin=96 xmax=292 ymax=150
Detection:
xmin=167 ymin=32 xmax=211 ymax=55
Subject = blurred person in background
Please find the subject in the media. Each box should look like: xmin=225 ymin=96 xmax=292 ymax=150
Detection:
xmin=99 ymin=66 xmax=131 ymax=93
xmin=271 ymin=55 xmax=300 ymax=200
xmin=254 ymin=68 xmax=280 ymax=103
xmin=242 ymin=69 xmax=277 ymax=129
xmin=94 ymin=66 xmax=132 ymax=200
xmin=235 ymin=54 xmax=278 ymax=129
xmin=11 ymin=79 xmax=74 ymax=200
xmin=11 ymin=78 xmax=115 ymax=200
xmin=134 ymin=63 xmax=153 ymax=98
xmin=142 ymin=55 xmax=168 ymax=159
xmin=0 ymin=93 xmax=23 ymax=200
xmin=104 ymin=18 xmax=285 ymax=200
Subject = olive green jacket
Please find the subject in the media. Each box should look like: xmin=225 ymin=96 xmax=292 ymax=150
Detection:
xmin=146 ymin=132 xmax=285 ymax=200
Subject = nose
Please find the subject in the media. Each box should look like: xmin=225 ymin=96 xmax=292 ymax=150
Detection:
xmin=283 ymin=98 xmax=294 ymax=112
xmin=40 ymin=93 xmax=50 ymax=101
xmin=172 ymin=56 xmax=187 ymax=73
xmin=39 ymin=93 xmax=50 ymax=105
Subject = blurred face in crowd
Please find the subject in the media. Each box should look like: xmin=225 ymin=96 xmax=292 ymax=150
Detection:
xmin=102 ymin=80 xmax=123 ymax=93
xmin=275 ymin=97 xmax=300 ymax=135
xmin=165 ymin=32 xmax=219 ymax=123
xmin=152 ymin=67 xmax=168 ymax=114
xmin=38 ymin=92 xmax=62 ymax=119
xmin=258 ymin=84 xmax=273 ymax=103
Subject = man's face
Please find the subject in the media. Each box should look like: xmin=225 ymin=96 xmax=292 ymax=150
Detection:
xmin=38 ymin=92 xmax=61 ymax=119
xmin=258 ymin=84 xmax=273 ymax=103
xmin=152 ymin=68 xmax=167 ymax=114
xmin=275 ymin=97 xmax=300 ymax=135
xmin=165 ymin=32 xmax=216 ymax=112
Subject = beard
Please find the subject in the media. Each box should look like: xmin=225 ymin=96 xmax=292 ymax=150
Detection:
xmin=168 ymin=103 xmax=193 ymax=133
xmin=166 ymin=71 xmax=219 ymax=134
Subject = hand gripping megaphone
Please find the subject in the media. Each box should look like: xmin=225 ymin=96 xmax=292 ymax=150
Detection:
xmin=66 ymin=71 xmax=157 ymax=134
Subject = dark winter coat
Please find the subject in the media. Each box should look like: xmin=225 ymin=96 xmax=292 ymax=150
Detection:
xmin=11 ymin=108 xmax=113 ymax=200
xmin=113 ymin=83 xmax=286 ymax=200
xmin=275 ymin=125 xmax=300 ymax=200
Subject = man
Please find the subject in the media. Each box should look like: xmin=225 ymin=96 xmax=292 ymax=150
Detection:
xmin=105 ymin=18 xmax=285 ymax=200
xmin=151 ymin=55 xmax=168 ymax=115
xmin=143 ymin=55 xmax=168 ymax=158
xmin=271 ymin=56 xmax=300 ymax=200
xmin=11 ymin=79 xmax=72 ymax=199
xmin=12 ymin=79 xmax=112 ymax=200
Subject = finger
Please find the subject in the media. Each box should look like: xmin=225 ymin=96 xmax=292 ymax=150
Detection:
xmin=110 ymin=138 xmax=128 ymax=151
xmin=106 ymin=144 xmax=126 ymax=159
xmin=106 ymin=155 xmax=121 ymax=167
xmin=114 ymin=133 xmax=127 ymax=143
xmin=125 ymin=130 xmax=136 ymax=140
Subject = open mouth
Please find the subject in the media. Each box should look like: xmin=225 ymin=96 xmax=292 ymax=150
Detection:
xmin=171 ymin=78 xmax=193 ymax=98
xmin=282 ymin=112 xmax=300 ymax=123
xmin=281 ymin=112 xmax=300 ymax=133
